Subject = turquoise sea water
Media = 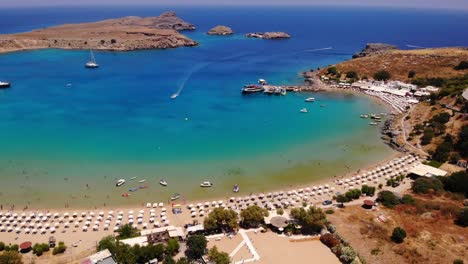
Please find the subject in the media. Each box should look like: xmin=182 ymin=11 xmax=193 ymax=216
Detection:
xmin=0 ymin=6 xmax=467 ymax=208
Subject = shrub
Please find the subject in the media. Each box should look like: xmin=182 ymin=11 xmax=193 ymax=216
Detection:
xmin=327 ymin=67 xmax=338 ymax=75
xmin=100 ymin=39 xmax=105 ymax=44
xmin=412 ymin=177 xmax=444 ymax=194
xmin=9 ymin=245 xmax=18 ymax=252
xmin=373 ymin=70 xmax=391 ymax=81
xmin=391 ymin=227 xmax=407 ymax=243
xmin=442 ymin=171 xmax=468 ymax=197
xmin=111 ymin=39 xmax=117 ymax=44
xmin=401 ymin=194 xmax=415 ymax=205
xmin=455 ymin=207 xmax=468 ymax=227
xmin=339 ymin=246 xmax=357 ymax=263
xmin=276 ymin=208 xmax=284 ymax=215
xmin=346 ymin=71 xmax=358 ymax=79
xmin=453 ymin=259 xmax=464 ymax=264
xmin=454 ymin=61 xmax=468 ymax=70
xmin=32 ymin=243 xmax=50 ymax=256
xmin=325 ymin=209 xmax=335 ymax=214
xmin=0 ymin=251 xmax=23 ymax=264
xmin=336 ymin=194 xmax=350 ymax=204
xmin=408 ymin=70 xmax=416 ymax=78
xmin=320 ymin=233 xmax=341 ymax=248
xmin=377 ymin=191 xmax=400 ymax=208
xmin=0 ymin=242 xmax=4 ymax=251
xmin=52 ymin=242 xmax=66 ymax=255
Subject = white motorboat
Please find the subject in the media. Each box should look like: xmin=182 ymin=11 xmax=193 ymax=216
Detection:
xmin=85 ymin=50 xmax=99 ymax=68
xmin=170 ymin=94 xmax=178 ymax=99
xmin=159 ymin=179 xmax=168 ymax=186
xmin=138 ymin=179 xmax=146 ymax=183
xmin=360 ymin=114 xmax=369 ymax=118
xmin=305 ymin=97 xmax=315 ymax=102
xmin=369 ymin=122 xmax=378 ymax=125
xmin=200 ymin=181 xmax=213 ymax=187
xmin=258 ymin=79 xmax=267 ymax=85
xmin=300 ymin=108 xmax=308 ymax=113
xmin=116 ymin=179 xmax=126 ymax=187
xmin=0 ymin=81 xmax=11 ymax=88
xmin=171 ymin=193 xmax=180 ymax=201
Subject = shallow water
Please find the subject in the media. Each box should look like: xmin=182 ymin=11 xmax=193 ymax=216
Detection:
xmin=0 ymin=6 xmax=467 ymax=208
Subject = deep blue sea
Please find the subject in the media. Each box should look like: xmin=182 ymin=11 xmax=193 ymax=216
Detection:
xmin=0 ymin=6 xmax=467 ymax=208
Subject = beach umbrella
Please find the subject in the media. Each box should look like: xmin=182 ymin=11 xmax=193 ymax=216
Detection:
xmin=152 ymin=203 xmax=158 ymax=208
xmin=93 ymin=225 xmax=98 ymax=231
xmin=154 ymin=221 xmax=160 ymax=227
xmin=117 ymin=215 xmax=122 ymax=220
xmin=50 ymin=227 xmax=56 ymax=233
xmin=81 ymin=212 xmax=86 ymax=217
xmin=142 ymin=223 xmax=148 ymax=229
xmin=115 ymin=220 xmax=121 ymax=225
xmin=118 ymin=211 xmax=124 ymax=215
xmin=103 ymin=224 xmax=109 ymax=230
xmin=94 ymin=220 xmax=99 ymax=225
xmin=113 ymin=226 xmax=119 ymax=231
xmin=137 ymin=218 xmax=143 ymax=223
xmin=139 ymin=210 xmax=144 ymax=214
xmin=25 ymin=228 xmax=31 ymax=234
xmin=63 ymin=212 xmax=69 ymax=218
xmin=138 ymin=213 xmax=143 ymax=218
xmin=161 ymin=208 xmax=167 ymax=212
xmin=108 ymin=211 xmax=114 ymax=215
xmin=45 ymin=223 xmax=50 ymax=229
xmin=40 ymin=228 xmax=46 ymax=234
xmin=89 ymin=212 xmax=95 ymax=217
xmin=149 ymin=217 xmax=154 ymax=223
xmin=158 ymin=203 xmax=164 ymax=207
xmin=197 ymin=203 xmax=203 ymax=208
xmin=128 ymin=214 xmax=134 ymax=219
xmin=38 ymin=213 xmax=44 ymax=218
xmin=72 ymin=212 xmax=78 ymax=218
xmin=128 ymin=219 xmax=134 ymax=224
xmin=128 ymin=210 xmax=134 ymax=214
xmin=160 ymin=212 xmax=166 ymax=216
xmin=150 ymin=212 xmax=156 ymax=217
xmin=146 ymin=203 xmax=151 ymax=208
xmin=99 ymin=211 xmax=104 ymax=216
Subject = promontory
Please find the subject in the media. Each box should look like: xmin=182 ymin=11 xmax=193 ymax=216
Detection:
xmin=0 ymin=11 xmax=198 ymax=53
xmin=207 ymin=25 xmax=234 ymax=35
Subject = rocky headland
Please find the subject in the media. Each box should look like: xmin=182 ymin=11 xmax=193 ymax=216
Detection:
xmin=352 ymin=43 xmax=398 ymax=58
xmin=0 ymin=11 xmax=198 ymax=53
xmin=207 ymin=25 xmax=234 ymax=35
xmin=245 ymin=32 xmax=291 ymax=39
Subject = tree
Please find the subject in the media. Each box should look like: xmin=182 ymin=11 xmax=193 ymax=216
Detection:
xmin=346 ymin=71 xmax=358 ymax=79
xmin=0 ymin=242 xmax=4 ymax=251
xmin=453 ymin=259 xmax=465 ymax=264
xmin=336 ymin=194 xmax=349 ymax=204
xmin=455 ymin=207 xmax=468 ymax=227
xmin=442 ymin=171 xmax=468 ymax=197
xmin=185 ymin=235 xmax=207 ymax=261
xmin=290 ymin=206 xmax=327 ymax=234
xmin=208 ymin=246 xmax=231 ymax=264
xmin=163 ymin=256 xmax=176 ymax=264
xmin=339 ymin=246 xmax=357 ymax=263
xmin=430 ymin=112 xmax=451 ymax=124
xmin=276 ymin=208 xmax=284 ymax=215
xmin=391 ymin=227 xmax=407 ymax=243
xmin=411 ymin=177 xmax=444 ymax=194
xmin=320 ymin=233 xmax=340 ymax=248
xmin=373 ymin=70 xmax=391 ymax=81
xmin=32 ymin=243 xmax=50 ymax=256
xmin=52 ymin=241 xmax=67 ymax=255
xmin=97 ymin=236 xmax=117 ymax=253
xmin=116 ymin=224 xmax=139 ymax=239
xmin=203 ymin=208 xmax=239 ymax=232
xmin=377 ymin=191 xmax=400 ymax=208
xmin=408 ymin=70 xmax=416 ymax=78
xmin=327 ymin=67 xmax=338 ymax=75
xmin=165 ymin=238 xmax=180 ymax=256
xmin=240 ymin=205 xmax=269 ymax=228
xmin=111 ymin=39 xmax=117 ymax=44
xmin=0 ymin=251 xmax=23 ymax=264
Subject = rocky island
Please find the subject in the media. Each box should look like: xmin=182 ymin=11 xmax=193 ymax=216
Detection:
xmin=245 ymin=32 xmax=291 ymax=39
xmin=0 ymin=11 xmax=198 ymax=53
xmin=207 ymin=25 xmax=234 ymax=35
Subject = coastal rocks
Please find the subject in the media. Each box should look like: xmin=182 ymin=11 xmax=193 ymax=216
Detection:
xmin=352 ymin=43 xmax=398 ymax=58
xmin=245 ymin=32 xmax=291 ymax=40
xmin=0 ymin=12 xmax=198 ymax=53
xmin=114 ymin=11 xmax=196 ymax=31
xmin=207 ymin=25 xmax=234 ymax=35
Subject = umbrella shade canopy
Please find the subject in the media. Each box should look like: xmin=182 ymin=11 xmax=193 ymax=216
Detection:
xmin=270 ymin=216 xmax=289 ymax=228
xmin=20 ymin=242 xmax=32 ymax=250
xmin=363 ymin=200 xmax=374 ymax=206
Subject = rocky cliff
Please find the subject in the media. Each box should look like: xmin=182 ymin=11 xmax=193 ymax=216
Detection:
xmin=245 ymin=32 xmax=291 ymax=39
xmin=352 ymin=43 xmax=398 ymax=58
xmin=207 ymin=25 xmax=234 ymax=35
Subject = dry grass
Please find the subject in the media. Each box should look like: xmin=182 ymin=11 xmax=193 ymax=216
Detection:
xmin=322 ymin=47 xmax=468 ymax=81
xmin=328 ymin=193 xmax=468 ymax=264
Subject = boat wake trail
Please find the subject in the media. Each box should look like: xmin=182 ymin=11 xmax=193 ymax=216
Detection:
xmin=171 ymin=52 xmax=252 ymax=99
xmin=406 ymin=44 xmax=426 ymax=49
xmin=304 ymin=47 xmax=333 ymax=52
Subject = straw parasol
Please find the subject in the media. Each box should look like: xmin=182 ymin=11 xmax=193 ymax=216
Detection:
xmin=270 ymin=216 xmax=288 ymax=229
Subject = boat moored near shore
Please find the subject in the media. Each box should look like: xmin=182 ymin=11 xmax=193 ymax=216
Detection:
xmin=116 ymin=179 xmax=126 ymax=187
xmin=233 ymin=184 xmax=240 ymax=193
xmin=200 ymin=181 xmax=213 ymax=187
xmin=305 ymin=97 xmax=315 ymax=102
xmin=85 ymin=50 xmax=99 ymax=68
xmin=159 ymin=179 xmax=168 ymax=186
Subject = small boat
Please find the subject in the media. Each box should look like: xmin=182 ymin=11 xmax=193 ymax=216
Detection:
xmin=242 ymin=85 xmax=264 ymax=94
xmin=370 ymin=114 xmax=382 ymax=120
xmin=130 ymin=177 xmax=137 ymax=180
xmin=0 ymin=81 xmax=11 ymax=88
xmin=121 ymin=193 xmax=130 ymax=197
xmin=280 ymin=88 xmax=287 ymax=96
xmin=170 ymin=94 xmax=178 ymax=99
xmin=320 ymin=104 xmax=327 ymax=107
xmin=159 ymin=179 xmax=168 ymax=186
xmin=65 ymin=83 xmax=72 ymax=87
xmin=233 ymin=184 xmax=240 ymax=193
xmin=258 ymin=79 xmax=267 ymax=85
xmin=170 ymin=193 xmax=181 ymax=201
xmin=369 ymin=122 xmax=378 ymax=125
xmin=360 ymin=115 xmax=369 ymax=118
xmin=138 ymin=179 xmax=146 ymax=183
xmin=305 ymin=97 xmax=315 ymax=102
xmin=200 ymin=181 xmax=213 ymax=187
xmin=85 ymin=50 xmax=99 ymax=69
xmin=300 ymin=108 xmax=308 ymax=113
xmin=116 ymin=179 xmax=126 ymax=187
xmin=139 ymin=185 xmax=149 ymax=189
xmin=129 ymin=187 xmax=138 ymax=192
